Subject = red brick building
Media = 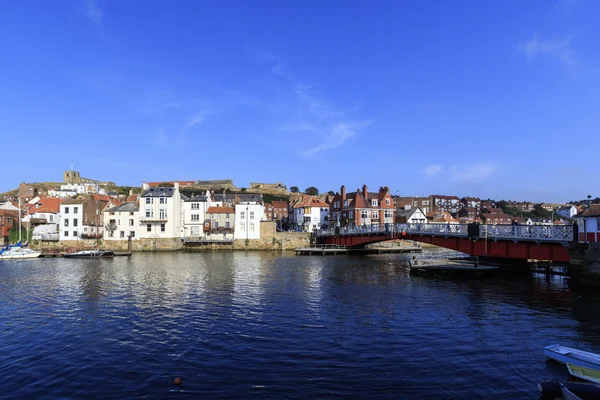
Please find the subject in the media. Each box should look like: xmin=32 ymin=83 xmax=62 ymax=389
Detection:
xmin=0 ymin=210 xmax=18 ymax=243
xmin=456 ymin=207 xmax=478 ymax=223
xmin=480 ymin=213 xmax=513 ymax=225
xmin=329 ymin=185 xmax=395 ymax=227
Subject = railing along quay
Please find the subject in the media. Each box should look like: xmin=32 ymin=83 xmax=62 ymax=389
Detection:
xmin=316 ymin=223 xmax=573 ymax=243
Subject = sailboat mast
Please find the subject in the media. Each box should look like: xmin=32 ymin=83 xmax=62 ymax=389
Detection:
xmin=18 ymin=195 xmax=22 ymax=243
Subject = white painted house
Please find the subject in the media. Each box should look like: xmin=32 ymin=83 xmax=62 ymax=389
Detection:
xmin=138 ymin=183 xmax=184 ymax=239
xmin=395 ymin=207 xmax=428 ymax=224
xmin=292 ymin=196 xmax=330 ymax=232
xmin=574 ymin=205 xmax=600 ymax=243
xmin=182 ymin=193 xmax=212 ymax=239
xmin=60 ymin=199 xmax=85 ymax=240
xmin=235 ymin=203 xmax=265 ymax=240
xmin=48 ymin=188 xmax=78 ymax=198
xmin=556 ymin=205 xmax=577 ymax=219
xmin=103 ymin=202 xmax=139 ymax=240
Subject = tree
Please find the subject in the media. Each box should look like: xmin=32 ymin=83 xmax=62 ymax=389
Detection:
xmin=327 ymin=191 xmax=335 ymax=196
xmin=305 ymin=186 xmax=319 ymax=196
xmin=240 ymin=188 xmax=247 ymax=192
xmin=290 ymin=186 xmax=299 ymax=193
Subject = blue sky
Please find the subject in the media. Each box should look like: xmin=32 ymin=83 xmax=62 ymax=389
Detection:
xmin=1 ymin=0 xmax=599 ymax=202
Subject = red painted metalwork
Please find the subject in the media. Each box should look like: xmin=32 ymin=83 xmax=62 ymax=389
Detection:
xmin=319 ymin=232 xmax=571 ymax=262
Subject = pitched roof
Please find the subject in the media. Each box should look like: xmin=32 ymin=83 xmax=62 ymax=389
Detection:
xmin=61 ymin=198 xmax=86 ymax=205
xmin=395 ymin=208 xmax=423 ymax=218
xmin=127 ymin=194 xmax=139 ymax=202
xmin=578 ymin=205 xmax=600 ymax=218
xmin=271 ymin=200 xmax=288 ymax=209
xmin=426 ymin=211 xmax=458 ymax=223
xmin=105 ymin=202 xmax=139 ymax=213
xmin=93 ymin=194 xmax=111 ymax=202
xmin=27 ymin=197 xmax=62 ymax=214
xmin=294 ymin=196 xmax=329 ymax=209
xmin=480 ymin=213 xmax=512 ymax=221
xmin=207 ymin=206 xmax=234 ymax=214
xmin=185 ymin=194 xmax=209 ymax=202
xmin=142 ymin=187 xmax=176 ymax=197
xmin=483 ymin=207 xmax=503 ymax=214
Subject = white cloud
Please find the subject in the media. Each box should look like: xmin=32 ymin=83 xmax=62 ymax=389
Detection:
xmin=517 ymin=35 xmax=577 ymax=66
xmin=422 ymin=164 xmax=442 ymax=177
xmin=302 ymin=121 xmax=372 ymax=157
xmin=449 ymin=162 xmax=497 ymax=184
xmin=263 ymin=54 xmax=370 ymax=157
xmin=78 ymin=0 xmax=104 ymax=26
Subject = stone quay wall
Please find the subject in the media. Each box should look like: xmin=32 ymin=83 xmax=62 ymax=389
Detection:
xmin=31 ymin=222 xmax=310 ymax=252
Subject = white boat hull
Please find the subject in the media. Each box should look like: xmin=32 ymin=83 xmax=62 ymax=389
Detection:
xmin=544 ymin=344 xmax=600 ymax=370
xmin=0 ymin=251 xmax=42 ymax=259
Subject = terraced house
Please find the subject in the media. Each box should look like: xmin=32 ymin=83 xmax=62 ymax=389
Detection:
xmin=329 ymin=185 xmax=395 ymax=227
xmin=138 ymin=183 xmax=183 ymax=239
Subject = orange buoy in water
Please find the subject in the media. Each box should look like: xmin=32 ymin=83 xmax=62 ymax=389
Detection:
xmin=174 ymin=377 xmax=182 ymax=386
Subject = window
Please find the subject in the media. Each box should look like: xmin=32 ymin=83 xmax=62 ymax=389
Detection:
xmin=147 ymin=224 xmax=151 ymax=232
xmin=128 ymin=219 xmax=133 ymax=226
xmin=191 ymin=214 xmax=199 ymax=221
xmin=90 ymin=227 xmax=95 ymax=233
xmin=240 ymin=223 xmax=245 ymax=232
xmin=159 ymin=209 xmax=167 ymax=219
xmin=109 ymin=231 xmax=114 ymax=237
xmin=213 ymin=221 xmax=218 ymax=229
xmin=159 ymin=198 xmax=165 ymax=204
xmin=304 ymin=216 xmax=311 ymax=223
xmin=73 ymin=231 xmax=77 ymax=237
xmin=73 ymin=219 xmax=78 ymax=227
xmin=226 ymin=213 xmax=230 ymax=218
xmin=74 ymin=207 xmax=78 ymax=213
xmin=349 ymin=211 xmax=354 ymax=219
xmin=160 ymin=224 xmax=166 ymax=232
xmin=146 ymin=210 xmax=153 ymax=218
xmin=241 ymin=211 xmax=245 ymax=219
xmin=84 ymin=227 xmax=88 ymax=232
xmin=191 ymin=226 xmax=199 ymax=235
xmin=361 ymin=210 xmax=369 ymax=219
xmin=371 ymin=200 xmax=378 ymax=206
xmin=372 ymin=211 xmax=379 ymax=219
xmin=225 ymin=221 xmax=230 ymax=229
xmin=65 ymin=207 xmax=69 ymax=214
xmin=64 ymin=219 xmax=69 ymax=227
xmin=49 ymin=215 xmax=54 ymax=222
xmin=110 ymin=212 xmax=115 ymax=216
xmin=130 ymin=231 xmax=135 ymax=237
xmin=344 ymin=200 xmax=349 ymax=207
xmin=145 ymin=197 xmax=152 ymax=204
xmin=386 ymin=199 xmax=391 ymax=206
xmin=250 ymin=211 xmax=254 ymax=219
xmin=191 ymin=203 xmax=199 ymax=209
xmin=120 ymin=231 xmax=125 ymax=238
xmin=130 ymin=212 xmax=134 ymax=216
xmin=385 ymin=210 xmax=393 ymax=218
xmin=250 ymin=222 xmax=255 ymax=232
xmin=109 ymin=219 xmax=116 ymax=225
xmin=64 ymin=231 xmax=69 ymax=237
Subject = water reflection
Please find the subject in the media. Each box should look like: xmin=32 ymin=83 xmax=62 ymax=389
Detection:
xmin=1 ymin=252 xmax=600 ymax=399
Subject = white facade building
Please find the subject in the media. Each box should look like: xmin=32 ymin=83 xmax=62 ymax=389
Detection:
xmin=60 ymin=182 xmax=98 ymax=195
xmin=48 ymin=188 xmax=78 ymax=198
xmin=182 ymin=193 xmax=212 ymax=238
xmin=103 ymin=202 xmax=139 ymax=240
xmin=293 ymin=196 xmax=330 ymax=232
xmin=60 ymin=199 xmax=85 ymax=240
xmin=395 ymin=207 xmax=428 ymax=224
xmin=138 ymin=183 xmax=183 ymax=239
xmin=234 ymin=203 xmax=265 ymax=240
xmin=556 ymin=205 xmax=577 ymax=219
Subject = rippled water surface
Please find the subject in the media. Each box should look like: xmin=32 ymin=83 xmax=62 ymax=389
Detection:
xmin=2 ymin=252 xmax=600 ymax=399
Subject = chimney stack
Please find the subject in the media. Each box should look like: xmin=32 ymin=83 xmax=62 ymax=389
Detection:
xmin=341 ymin=185 xmax=346 ymax=207
xmin=362 ymin=184 xmax=368 ymax=199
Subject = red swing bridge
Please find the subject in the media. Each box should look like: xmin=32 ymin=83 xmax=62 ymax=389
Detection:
xmin=315 ymin=223 xmax=574 ymax=262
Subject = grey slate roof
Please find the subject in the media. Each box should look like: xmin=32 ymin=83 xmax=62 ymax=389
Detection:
xmin=106 ymin=202 xmax=139 ymax=213
xmin=395 ymin=208 xmax=419 ymax=218
xmin=185 ymin=194 xmax=209 ymax=202
xmin=142 ymin=187 xmax=175 ymax=197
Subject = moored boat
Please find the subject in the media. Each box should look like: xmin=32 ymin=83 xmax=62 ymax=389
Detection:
xmin=0 ymin=246 xmax=42 ymax=260
xmin=568 ymin=363 xmax=600 ymax=385
xmin=544 ymin=344 xmax=600 ymax=370
xmin=64 ymin=250 xmax=114 ymax=259
xmin=538 ymin=380 xmax=600 ymax=399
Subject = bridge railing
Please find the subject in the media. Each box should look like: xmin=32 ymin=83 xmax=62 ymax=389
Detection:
xmin=316 ymin=223 xmax=573 ymax=243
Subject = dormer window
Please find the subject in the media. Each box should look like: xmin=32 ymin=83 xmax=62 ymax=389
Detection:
xmin=372 ymin=200 xmax=378 ymax=206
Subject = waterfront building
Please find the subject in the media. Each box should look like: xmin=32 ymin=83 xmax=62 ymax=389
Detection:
xmin=456 ymin=207 xmax=478 ymax=223
xmin=395 ymin=196 xmax=433 ymax=214
xmin=59 ymin=199 xmax=85 ymax=240
xmin=480 ymin=213 xmax=513 ymax=225
xmin=234 ymin=202 xmax=265 ymax=240
xmin=138 ymin=183 xmax=184 ymax=239
xmin=574 ymin=205 xmax=600 ymax=243
xmin=426 ymin=211 xmax=459 ymax=224
xmin=329 ymin=185 xmax=395 ymax=227
xmin=460 ymin=197 xmax=481 ymax=210
xmin=291 ymin=196 xmax=330 ymax=232
xmin=103 ymin=202 xmax=139 ymax=240
xmin=22 ymin=197 xmax=62 ymax=228
xmin=206 ymin=206 xmax=235 ymax=241
xmin=182 ymin=192 xmax=212 ymax=239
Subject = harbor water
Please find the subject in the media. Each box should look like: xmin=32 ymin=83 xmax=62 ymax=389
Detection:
xmin=1 ymin=252 xmax=600 ymax=399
